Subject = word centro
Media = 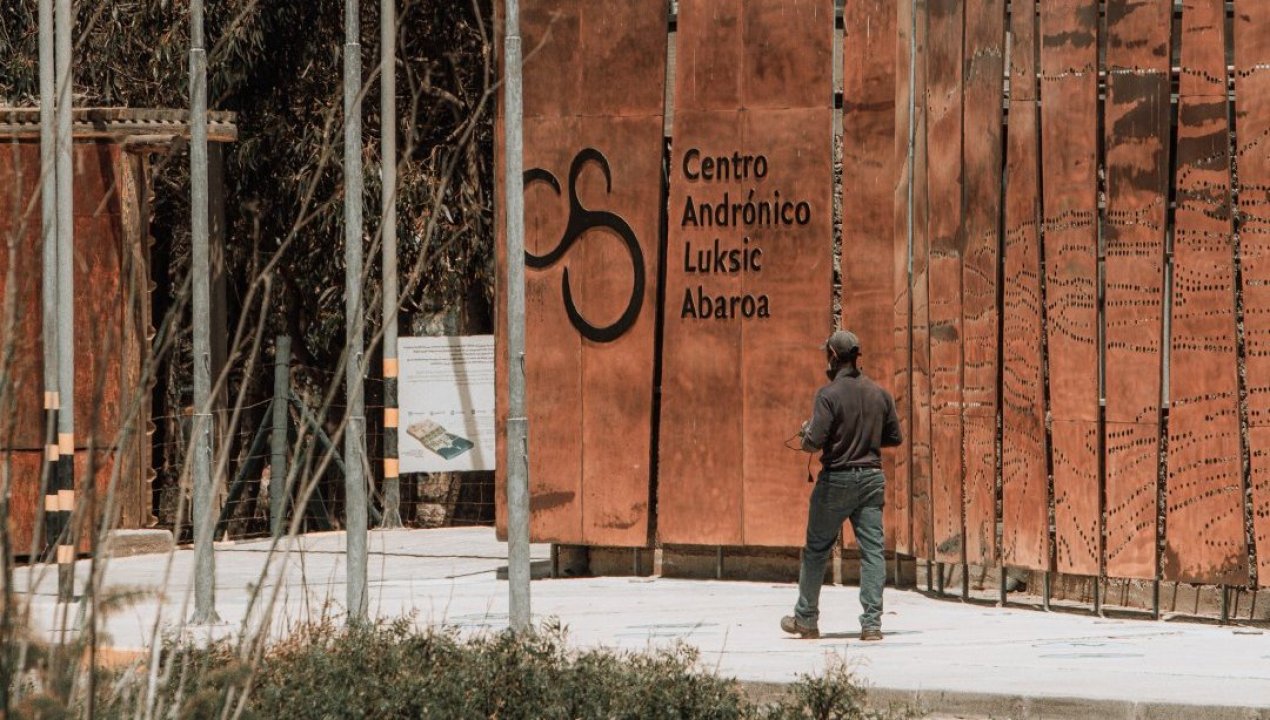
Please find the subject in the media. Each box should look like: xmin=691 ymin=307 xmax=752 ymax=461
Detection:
xmin=680 ymin=284 xmax=771 ymax=320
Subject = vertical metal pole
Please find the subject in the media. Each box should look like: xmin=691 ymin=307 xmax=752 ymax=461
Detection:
xmin=270 ymin=336 xmax=291 ymax=537
xmin=503 ymin=0 xmax=532 ymax=633
xmin=379 ymin=0 xmax=402 ymax=529
xmin=38 ymin=0 xmax=60 ymax=565
xmin=189 ymin=0 xmax=219 ymax=624
xmin=344 ymin=0 xmax=369 ymax=623
xmin=54 ymin=0 xmax=75 ymax=603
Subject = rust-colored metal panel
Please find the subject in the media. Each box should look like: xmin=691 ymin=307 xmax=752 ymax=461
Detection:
xmin=582 ymin=1 xmax=669 ymax=117
xmin=1052 ymin=419 xmax=1099 ymax=575
xmin=659 ymin=110 xmax=746 ymax=545
xmin=4 ymin=450 xmax=115 ymax=556
xmin=1235 ymin=1 xmax=1270 ymax=586
xmin=514 ymin=116 xmax=584 ymax=543
xmin=1001 ymin=0 xmax=1049 ymax=571
xmin=74 ymin=212 xmax=124 ymax=446
xmin=1164 ymin=0 xmax=1247 ymax=585
xmin=661 ymin=107 xmax=834 ymax=546
xmin=1 ymin=140 xmax=151 ymax=554
xmin=674 ymin=0 xmax=743 ymax=113
xmin=0 ymin=143 xmax=47 ymax=451
xmin=960 ymin=0 xmax=1004 ymax=568
xmin=576 ymin=116 xmax=663 ymax=546
xmin=1102 ymin=0 xmax=1171 ymax=580
xmin=1040 ymin=0 xmax=1099 ymax=577
xmin=890 ymin=0 xmax=915 ymax=556
xmin=4 ymin=453 xmax=45 ymax=556
xmin=1104 ymin=421 xmax=1159 ymax=576
xmin=117 ymin=151 xmax=152 ymax=529
xmin=925 ymin=0 xmax=963 ymax=419
xmin=931 ymin=414 xmax=962 ymax=562
xmin=70 ymin=450 xmax=117 ymax=552
xmin=0 ymin=143 xmax=130 ymax=449
xmin=925 ymin=0 xmax=964 ymax=564
xmin=1039 ymin=1 xmax=1099 ymax=422
xmin=1249 ymin=428 xmax=1270 ymax=586
xmin=661 ymin=0 xmax=834 ymax=546
xmin=961 ymin=412 xmax=995 ymax=561
xmin=842 ymin=0 xmax=899 ymax=551
xmin=494 ymin=0 xmax=666 ymax=546
xmin=520 ymin=0 xmax=583 ymax=118
xmin=676 ymin=0 xmax=834 ymax=113
xmin=741 ymin=0 xmax=835 ymax=110
xmin=909 ymin=0 xmax=934 ymax=561
xmin=740 ymin=107 xmax=834 ymax=547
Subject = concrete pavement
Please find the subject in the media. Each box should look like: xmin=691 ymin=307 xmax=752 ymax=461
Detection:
xmin=13 ymin=528 xmax=1270 ymax=719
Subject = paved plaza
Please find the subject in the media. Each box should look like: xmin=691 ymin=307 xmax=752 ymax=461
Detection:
xmin=14 ymin=528 xmax=1270 ymax=719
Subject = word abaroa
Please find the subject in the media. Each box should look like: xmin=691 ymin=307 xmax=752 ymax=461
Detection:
xmin=681 ymin=285 xmax=771 ymax=320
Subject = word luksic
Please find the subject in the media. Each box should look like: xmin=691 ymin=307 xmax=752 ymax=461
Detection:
xmin=683 ymin=237 xmax=764 ymax=274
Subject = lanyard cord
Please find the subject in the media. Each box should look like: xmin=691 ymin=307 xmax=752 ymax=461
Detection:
xmin=784 ymin=432 xmax=817 ymax=483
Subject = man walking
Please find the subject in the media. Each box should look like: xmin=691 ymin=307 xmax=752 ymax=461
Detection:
xmin=782 ymin=330 xmax=902 ymax=641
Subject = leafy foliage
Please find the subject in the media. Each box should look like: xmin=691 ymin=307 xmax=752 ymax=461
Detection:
xmin=0 ymin=0 xmax=495 ymax=378
xmin=1 ymin=1 xmax=494 ymax=518
xmin=13 ymin=619 xmax=913 ymax=720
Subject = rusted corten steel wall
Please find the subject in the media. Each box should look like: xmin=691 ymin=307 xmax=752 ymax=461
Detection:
xmin=1000 ymin=0 xmax=1048 ymax=573
xmin=925 ymin=0 xmax=965 ymax=567
xmin=960 ymin=0 xmax=1004 ymax=570
xmin=842 ymin=0 xmax=900 ymax=551
xmin=659 ymin=0 xmax=834 ymax=547
xmin=496 ymin=1 xmax=1270 ymax=590
xmin=890 ymin=0 xmax=916 ymax=557
xmin=494 ymin=0 xmax=667 ymax=547
xmin=906 ymin=0 xmax=1267 ymax=589
xmin=0 ymin=139 xmax=151 ymax=554
xmin=1102 ymin=0 xmax=1170 ymax=582
xmin=1040 ymin=0 xmax=1101 ymax=579
xmin=908 ymin=0 xmax=936 ymax=567
xmin=1239 ymin=1 xmax=1270 ymax=585
xmin=1165 ymin=0 xmax=1246 ymax=585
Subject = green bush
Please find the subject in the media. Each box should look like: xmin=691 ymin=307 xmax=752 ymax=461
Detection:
xmin=15 ymin=619 xmax=915 ymax=720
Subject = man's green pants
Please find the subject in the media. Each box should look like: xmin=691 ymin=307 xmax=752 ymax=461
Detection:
xmin=794 ymin=468 xmax=886 ymax=631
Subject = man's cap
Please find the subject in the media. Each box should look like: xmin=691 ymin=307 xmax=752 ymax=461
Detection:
xmin=824 ymin=330 xmax=861 ymax=357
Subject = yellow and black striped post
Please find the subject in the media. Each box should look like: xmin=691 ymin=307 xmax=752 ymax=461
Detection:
xmin=53 ymin=0 xmax=76 ymax=603
xmin=382 ymin=358 xmax=402 ymax=527
xmin=42 ymin=393 xmax=59 ymax=560
xmin=55 ymin=429 xmax=74 ymax=599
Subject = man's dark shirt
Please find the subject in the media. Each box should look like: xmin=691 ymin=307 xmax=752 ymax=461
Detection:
xmin=801 ymin=366 xmax=903 ymax=470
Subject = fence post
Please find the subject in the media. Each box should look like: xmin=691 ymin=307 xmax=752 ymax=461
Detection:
xmin=270 ymin=336 xmax=291 ymax=537
xmin=54 ymin=0 xmax=76 ymax=603
xmin=343 ymin=0 xmax=368 ymax=624
xmin=378 ymin=0 xmax=402 ymax=531
xmin=38 ymin=0 xmax=59 ymax=568
xmin=503 ymin=0 xmax=532 ymax=633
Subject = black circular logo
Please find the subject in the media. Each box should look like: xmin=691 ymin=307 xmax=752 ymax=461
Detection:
xmin=524 ymin=148 xmax=645 ymax=343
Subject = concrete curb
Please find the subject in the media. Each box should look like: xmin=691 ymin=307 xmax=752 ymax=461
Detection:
xmin=739 ymin=681 xmax=1270 ymax=719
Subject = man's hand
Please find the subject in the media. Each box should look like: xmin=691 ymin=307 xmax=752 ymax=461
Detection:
xmin=799 ymin=420 xmax=811 ymax=438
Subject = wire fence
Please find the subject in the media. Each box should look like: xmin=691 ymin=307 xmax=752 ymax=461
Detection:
xmin=149 ymin=362 xmax=494 ymax=545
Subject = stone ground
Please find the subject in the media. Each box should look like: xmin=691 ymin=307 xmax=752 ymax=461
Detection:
xmin=13 ymin=527 xmax=1270 ymax=719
